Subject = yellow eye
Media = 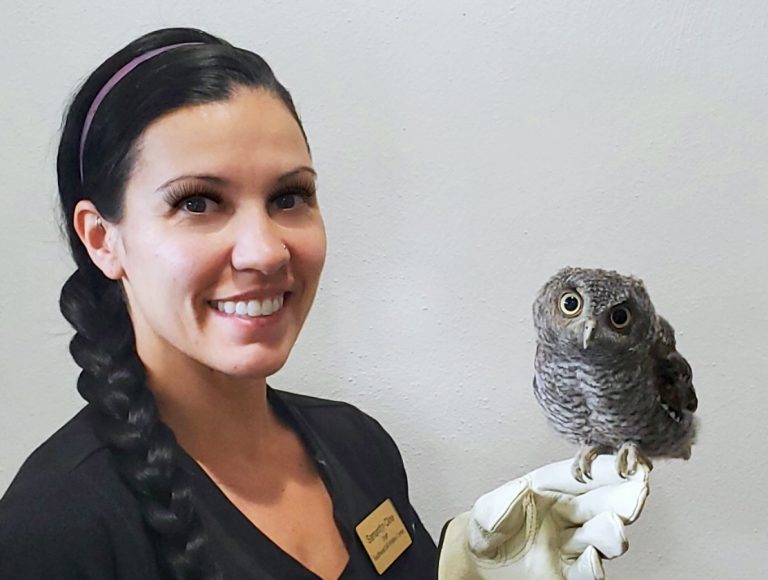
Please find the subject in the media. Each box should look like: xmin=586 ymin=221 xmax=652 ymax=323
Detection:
xmin=559 ymin=291 xmax=583 ymax=317
xmin=610 ymin=305 xmax=632 ymax=329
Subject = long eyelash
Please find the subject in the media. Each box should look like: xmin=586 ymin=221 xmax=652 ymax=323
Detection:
xmin=270 ymin=176 xmax=317 ymax=204
xmin=162 ymin=182 xmax=223 ymax=208
xmin=162 ymin=177 xmax=317 ymax=211
xmin=270 ymin=187 xmax=316 ymax=204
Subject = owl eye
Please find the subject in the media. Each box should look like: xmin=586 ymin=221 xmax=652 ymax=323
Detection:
xmin=558 ymin=291 xmax=583 ymax=317
xmin=609 ymin=305 xmax=632 ymax=329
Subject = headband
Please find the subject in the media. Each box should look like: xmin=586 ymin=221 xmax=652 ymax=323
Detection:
xmin=79 ymin=42 xmax=205 ymax=183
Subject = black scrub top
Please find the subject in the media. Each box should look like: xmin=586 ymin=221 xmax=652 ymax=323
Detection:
xmin=0 ymin=387 xmax=438 ymax=579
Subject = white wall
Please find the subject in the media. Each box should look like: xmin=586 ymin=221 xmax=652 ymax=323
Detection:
xmin=2 ymin=2 xmax=766 ymax=578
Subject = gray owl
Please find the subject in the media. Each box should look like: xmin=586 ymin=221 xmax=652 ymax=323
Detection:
xmin=532 ymin=267 xmax=698 ymax=482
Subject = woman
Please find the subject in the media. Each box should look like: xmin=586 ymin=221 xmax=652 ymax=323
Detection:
xmin=0 ymin=27 xmax=648 ymax=579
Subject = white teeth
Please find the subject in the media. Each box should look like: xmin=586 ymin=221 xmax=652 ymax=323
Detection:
xmin=212 ymin=294 xmax=285 ymax=318
xmin=246 ymin=300 xmax=262 ymax=317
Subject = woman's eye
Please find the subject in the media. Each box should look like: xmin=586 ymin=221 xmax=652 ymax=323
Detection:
xmin=164 ymin=186 xmax=222 ymax=215
xmin=273 ymin=193 xmax=299 ymax=210
xmin=179 ymin=195 xmax=218 ymax=213
xmin=181 ymin=195 xmax=217 ymax=214
xmin=270 ymin=189 xmax=314 ymax=212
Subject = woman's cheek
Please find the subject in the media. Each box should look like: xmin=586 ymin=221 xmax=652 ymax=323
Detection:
xmin=156 ymin=239 xmax=222 ymax=294
xmin=310 ymin=219 xmax=328 ymax=265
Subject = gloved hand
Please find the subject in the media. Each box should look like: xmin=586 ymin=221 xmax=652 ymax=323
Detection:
xmin=437 ymin=455 xmax=649 ymax=579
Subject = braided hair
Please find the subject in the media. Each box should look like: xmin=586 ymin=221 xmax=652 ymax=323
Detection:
xmin=55 ymin=27 xmax=308 ymax=580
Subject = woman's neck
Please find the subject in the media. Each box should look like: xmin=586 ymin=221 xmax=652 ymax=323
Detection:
xmin=146 ymin=363 xmax=281 ymax=465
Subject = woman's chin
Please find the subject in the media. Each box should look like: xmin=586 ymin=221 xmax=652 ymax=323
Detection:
xmin=210 ymin=349 xmax=290 ymax=379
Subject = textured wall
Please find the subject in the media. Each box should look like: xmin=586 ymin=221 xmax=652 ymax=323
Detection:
xmin=2 ymin=2 xmax=766 ymax=578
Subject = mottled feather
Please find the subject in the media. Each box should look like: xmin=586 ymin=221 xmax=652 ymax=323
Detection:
xmin=653 ymin=315 xmax=698 ymax=420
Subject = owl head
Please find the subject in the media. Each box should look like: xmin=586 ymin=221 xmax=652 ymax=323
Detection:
xmin=533 ymin=267 xmax=657 ymax=354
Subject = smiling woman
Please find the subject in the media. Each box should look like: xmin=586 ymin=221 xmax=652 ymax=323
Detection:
xmin=0 ymin=28 xmax=437 ymax=580
xmin=0 ymin=26 xmax=653 ymax=580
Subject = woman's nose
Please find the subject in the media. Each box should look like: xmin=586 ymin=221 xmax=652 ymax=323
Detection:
xmin=229 ymin=215 xmax=290 ymax=276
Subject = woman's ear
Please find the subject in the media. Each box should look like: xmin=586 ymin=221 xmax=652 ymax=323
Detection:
xmin=73 ymin=199 xmax=125 ymax=281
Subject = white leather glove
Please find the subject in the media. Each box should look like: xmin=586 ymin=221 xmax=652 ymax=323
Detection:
xmin=437 ymin=456 xmax=649 ymax=579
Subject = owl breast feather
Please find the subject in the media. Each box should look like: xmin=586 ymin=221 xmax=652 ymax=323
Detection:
xmin=533 ymin=347 xmax=695 ymax=457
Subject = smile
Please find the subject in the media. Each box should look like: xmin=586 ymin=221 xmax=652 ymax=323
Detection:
xmin=208 ymin=294 xmax=286 ymax=318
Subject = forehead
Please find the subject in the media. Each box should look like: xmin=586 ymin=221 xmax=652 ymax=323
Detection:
xmin=128 ymin=88 xmax=309 ymax=191
xmin=563 ymin=270 xmax=631 ymax=311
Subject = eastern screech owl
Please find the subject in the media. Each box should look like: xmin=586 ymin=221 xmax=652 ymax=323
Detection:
xmin=532 ymin=267 xmax=698 ymax=481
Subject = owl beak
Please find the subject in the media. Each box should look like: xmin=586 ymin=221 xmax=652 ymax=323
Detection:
xmin=582 ymin=318 xmax=597 ymax=349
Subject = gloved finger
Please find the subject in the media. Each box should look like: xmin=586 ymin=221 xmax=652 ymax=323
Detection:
xmin=561 ymin=512 xmax=628 ymax=559
xmin=530 ymin=455 xmax=649 ymax=496
xmin=554 ymin=479 xmax=648 ymax=525
xmin=565 ymin=546 xmax=605 ymax=580
xmin=467 ymin=478 xmax=533 ymax=559
xmin=470 ymin=478 xmax=528 ymax=534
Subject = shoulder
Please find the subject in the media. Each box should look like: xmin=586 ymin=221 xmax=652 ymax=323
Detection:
xmin=273 ymin=387 xmax=401 ymax=447
xmin=4 ymin=405 xmax=105 ymax=488
xmin=274 ymin=388 xmax=386 ymax=427
xmin=271 ymin=387 xmax=408 ymax=476
xmin=1 ymin=405 xmax=119 ymax=508
xmin=0 ymin=405 xmax=155 ymax=578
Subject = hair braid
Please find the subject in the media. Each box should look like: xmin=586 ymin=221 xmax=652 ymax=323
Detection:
xmin=60 ymin=264 xmax=221 ymax=580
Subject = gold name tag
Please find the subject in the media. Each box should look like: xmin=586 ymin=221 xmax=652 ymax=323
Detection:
xmin=355 ymin=499 xmax=413 ymax=575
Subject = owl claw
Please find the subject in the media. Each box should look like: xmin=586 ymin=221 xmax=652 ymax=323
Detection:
xmin=571 ymin=463 xmax=586 ymax=484
xmin=616 ymin=442 xmax=653 ymax=478
xmin=572 ymin=444 xmax=601 ymax=482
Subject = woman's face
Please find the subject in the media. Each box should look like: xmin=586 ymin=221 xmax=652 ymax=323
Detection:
xmin=107 ymin=88 xmax=326 ymax=384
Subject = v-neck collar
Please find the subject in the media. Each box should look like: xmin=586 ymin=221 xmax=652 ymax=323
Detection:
xmin=174 ymin=386 xmax=355 ymax=579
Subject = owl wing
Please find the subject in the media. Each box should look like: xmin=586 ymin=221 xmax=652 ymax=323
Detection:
xmin=652 ymin=316 xmax=698 ymax=420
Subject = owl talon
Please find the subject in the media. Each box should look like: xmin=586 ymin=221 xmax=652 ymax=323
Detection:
xmin=571 ymin=462 xmax=586 ymax=483
xmin=572 ymin=444 xmax=601 ymax=482
xmin=616 ymin=442 xmax=653 ymax=478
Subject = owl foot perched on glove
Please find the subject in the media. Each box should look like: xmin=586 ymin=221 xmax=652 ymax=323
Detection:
xmin=571 ymin=443 xmax=603 ymax=483
xmin=533 ymin=267 xmax=698 ymax=483
xmin=616 ymin=442 xmax=653 ymax=478
xmin=572 ymin=442 xmax=654 ymax=482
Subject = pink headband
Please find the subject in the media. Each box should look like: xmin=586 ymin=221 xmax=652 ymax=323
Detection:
xmin=78 ymin=42 xmax=205 ymax=183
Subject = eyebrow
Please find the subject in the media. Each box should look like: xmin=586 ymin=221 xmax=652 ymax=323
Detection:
xmin=156 ymin=166 xmax=317 ymax=191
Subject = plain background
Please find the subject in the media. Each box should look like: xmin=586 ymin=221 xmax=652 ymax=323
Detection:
xmin=2 ymin=2 xmax=766 ymax=578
